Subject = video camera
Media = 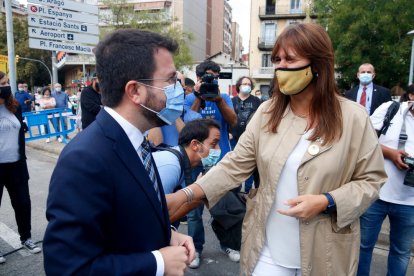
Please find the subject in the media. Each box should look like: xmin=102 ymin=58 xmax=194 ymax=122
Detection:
xmin=199 ymin=72 xmax=232 ymax=98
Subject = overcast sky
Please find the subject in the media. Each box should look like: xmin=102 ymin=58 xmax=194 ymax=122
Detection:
xmin=228 ymin=0 xmax=251 ymax=53
xmin=18 ymin=0 xmax=251 ymax=53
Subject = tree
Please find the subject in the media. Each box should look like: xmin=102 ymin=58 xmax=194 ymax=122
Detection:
xmin=0 ymin=15 xmax=52 ymax=88
xmin=314 ymin=0 xmax=414 ymax=90
xmin=99 ymin=0 xmax=193 ymax=70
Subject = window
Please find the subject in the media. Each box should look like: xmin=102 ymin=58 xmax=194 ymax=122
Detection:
xmin=266 ymin=0 xmax=275 ymax=14
xmin=263 ymin=23 xmax=276 ymax=45
xmin=262 ymin=53 xmax=272 ymax=68
xmin=290 ymin=0 xmax=302 ymax=13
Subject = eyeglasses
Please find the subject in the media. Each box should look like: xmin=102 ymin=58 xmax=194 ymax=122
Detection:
xmin=137 ymin=73 xmax=179 ymax=89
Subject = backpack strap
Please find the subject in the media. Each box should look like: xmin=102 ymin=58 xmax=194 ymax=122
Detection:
xmin=378 ymin=101 xmax=400 ymax=137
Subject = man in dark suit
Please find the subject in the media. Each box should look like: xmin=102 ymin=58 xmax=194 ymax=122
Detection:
xmin=44 ymin=29 xmax=194 ymax=275
xmin=345 ymin=63 xmax=391 ymax=115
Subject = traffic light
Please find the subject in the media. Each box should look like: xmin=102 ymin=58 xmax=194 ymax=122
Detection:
xmin=15 ymin=55 xmax=19 ymax=63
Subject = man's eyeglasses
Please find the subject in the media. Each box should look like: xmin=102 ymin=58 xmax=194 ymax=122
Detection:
xmin=137 ymin=73 xmax=179 ymax=88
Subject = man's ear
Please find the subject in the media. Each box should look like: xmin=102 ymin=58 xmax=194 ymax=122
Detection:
xmin=190 ymin=139 xmax=201 ymax=152
xmin=372 ymin=73 xmax=376 ymax=79
xmin=124 ymin=81 xmax=146 ymax=105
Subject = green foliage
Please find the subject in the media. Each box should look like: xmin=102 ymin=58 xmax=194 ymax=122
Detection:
xmin=314 ymin=0 xmax=414 ymax=90
xmin=0 ymin=15 xmax=52 ymax=88
xmin=100 ymin=0 xmax=193 ymax=69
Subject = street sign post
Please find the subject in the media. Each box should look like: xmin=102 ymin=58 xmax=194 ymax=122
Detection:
xmin=28 ymin=4 xmax=98 ymax=24
xmin=28 ymin=16 xmax=99 ymax=35
xmin=27 ymin=0 xmax=99 ymax=56
xmin=28 ymin=0 xmax=99 ymax=15
xmin=29 ymin=27 xmax=99 ymax=45
xmin=29 ymin=38 xmax=95 ymax=55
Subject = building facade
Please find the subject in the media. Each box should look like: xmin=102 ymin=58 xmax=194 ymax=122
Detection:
xmin=249 ymin=0 xmax=314 ymax=98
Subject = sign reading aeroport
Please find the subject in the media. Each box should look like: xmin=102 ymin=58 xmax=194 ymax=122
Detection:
xmin=27 ymin=0 xmax=99 ymax=55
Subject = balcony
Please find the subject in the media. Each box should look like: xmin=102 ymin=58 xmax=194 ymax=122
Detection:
xmin=252 ymin=67 xmax=274 ymax=79
xmin=258 ymin=37 xmax=276 ymax=51
xmin=259 ymin=5 xmax=306 ymax=20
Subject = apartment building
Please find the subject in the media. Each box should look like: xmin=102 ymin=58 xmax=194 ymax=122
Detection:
xmin=0 ymin=0 xmax=26 ymax=17
xmin=231 ymin=22 xmax=243 ymax=63
xmin=249 ymin=0 xmax=315 ymax=98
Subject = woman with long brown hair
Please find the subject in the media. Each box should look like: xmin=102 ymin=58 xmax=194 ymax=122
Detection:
xmin=0 ymin=71 xmax=41 ymax=263
xmin=167 ymin=23 xmax=387 ymax=275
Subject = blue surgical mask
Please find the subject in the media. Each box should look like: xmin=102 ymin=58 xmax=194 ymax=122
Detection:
xmin=359 ymin=73 xmax=373 ymax=85
xmin=140 ymin=81 xmax=184 ymax=125
xmin=201 ymin=148 xmax=221 ymax=167
xmin=197 ymin=142 xmax=221 ymax=167
xmin=240 ymin=85 xmax=251 ymax=94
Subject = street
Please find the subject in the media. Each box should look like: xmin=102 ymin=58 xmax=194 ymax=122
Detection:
xmin=0 ymin=147 xmax=412 ymax=275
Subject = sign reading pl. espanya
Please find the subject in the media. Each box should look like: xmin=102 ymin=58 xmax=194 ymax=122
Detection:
xmin=27 ymin=0 xmax=99 ymax=55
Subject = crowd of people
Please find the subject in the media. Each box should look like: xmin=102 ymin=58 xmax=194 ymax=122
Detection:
xmin=0 ymin=22 xmax=413 ymax=275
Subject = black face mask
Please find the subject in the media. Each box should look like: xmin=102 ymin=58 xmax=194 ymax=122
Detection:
xmin=0 ymin=86 xmax=12 ymax=100
xmin=94 ymin=82 xmax=100 ymax=92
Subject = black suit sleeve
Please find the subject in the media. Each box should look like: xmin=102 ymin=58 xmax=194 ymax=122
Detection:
xmin=81 ymin=89 xmax=101 ymax=116
xmin=44 ymin=149 xmax=157 ymax=275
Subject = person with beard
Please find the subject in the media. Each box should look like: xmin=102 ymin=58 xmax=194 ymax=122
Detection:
xmin=166 ymin=23 xmax=387 ymax=275
xmin=43 ymin=29 xmax=195 ymax=275
xmin=0 ymin=71 xmax=41 ymax=264
xmin=80 ymin=74 xmax=102 ymax=130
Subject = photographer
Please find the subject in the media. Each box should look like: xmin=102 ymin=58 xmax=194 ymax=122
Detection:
xmin=183 ymin=60 xmax=237 ymax=268
xmin=358 ymin=84 xmax=414 ymax=276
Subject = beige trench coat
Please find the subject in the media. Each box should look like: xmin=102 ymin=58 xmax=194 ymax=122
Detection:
xmin=197 ymin=97 xmax=387 ymax=276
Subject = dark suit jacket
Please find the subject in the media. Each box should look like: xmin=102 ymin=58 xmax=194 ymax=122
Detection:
xmin=345 ymin=83 xmax=392 ymax=115
xmin=44 ymin=110 xmax=171 ymax=275
xmin=80 ymin=85 xmax=102 ymax=130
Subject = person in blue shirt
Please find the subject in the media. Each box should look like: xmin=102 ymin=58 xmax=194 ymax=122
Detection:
xmin=14 ymin=82 xmax=33 ymax=113
xmin=51 ymin=83 xmax=69 ymax=142
xmin=183 ymin=60 xmax=238 ymax=268
xmin=153 ymin=119 xmax=221 ymax=194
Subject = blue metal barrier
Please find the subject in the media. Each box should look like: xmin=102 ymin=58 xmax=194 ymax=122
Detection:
xmin=23 ymin=108 xmax=75 ymax=144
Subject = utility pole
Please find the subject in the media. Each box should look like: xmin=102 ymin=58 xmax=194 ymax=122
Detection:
xmin=5 ymin=0 xmax=17 ymax=92
xmin=52 ymin=51 xmax=58 ymax=86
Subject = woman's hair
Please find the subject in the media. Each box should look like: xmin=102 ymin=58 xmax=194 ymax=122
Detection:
xmin=235 ymin=76 xmax=255 ymax=93
xmin=0 ymin=71 xmax=19 ymax=113
xmin=42 ymin=87 xmax=51 ymax=95
xmin=267 ymin=23 xmax=343 ymax=145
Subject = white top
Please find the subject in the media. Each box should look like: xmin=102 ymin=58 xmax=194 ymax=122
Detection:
xmin=0 ymin=104 xmax=21 ymax=163
xmin=265 ymin=131 xmax=312 ymax=268
xmin=370 ymin=101 xmax=414 ymax=206
xmin=357 ymin=82 xmax=373 ymax=114
xmin=103 ymin=106 xmax=165 ymax=276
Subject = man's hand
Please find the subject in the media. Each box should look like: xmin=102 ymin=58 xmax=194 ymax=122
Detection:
xmin=277 ymin=194 xmax=328 ymax=221
xmin=170 ymin=231 xmax=195 ymax=265
xmin=388 ymin=149 xmax=409 ymax=170
xmin=381 ymin=145 xmax=409 ymax=170
xmin=159 ymin=246 xmax=188 ymax=276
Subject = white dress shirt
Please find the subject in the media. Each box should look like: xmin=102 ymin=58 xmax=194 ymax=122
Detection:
xmin=356 ymin=82 xmax=374 ymax=114
xmin=104 ymin=106 xmax=165 ymax=276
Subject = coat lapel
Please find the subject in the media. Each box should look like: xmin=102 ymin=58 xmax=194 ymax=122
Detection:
xmin=96 ymin=110 xmax=167 ymax=227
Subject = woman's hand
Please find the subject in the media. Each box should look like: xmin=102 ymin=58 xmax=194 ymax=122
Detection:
xmin=277 ymin=194 xmax=329 ymax=221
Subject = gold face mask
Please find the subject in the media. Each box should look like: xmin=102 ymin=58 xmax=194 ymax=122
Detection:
xmin=275 ymin=64 xmax=314 ymax=95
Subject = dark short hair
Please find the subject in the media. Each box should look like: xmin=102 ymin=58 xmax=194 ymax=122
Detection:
xmin=184 ymin=78 xmax=195 ymax=87
xmin=42 ymin=87 xmax=51 ymax=95
xmin=195 ymin=60 xmax=221 ymax=77
xmin=178 ymin=119 xmax=221 ymax=147
xmin=95 ymin=29 xmax=179 ymax=107
xmin=235 ymin=76 xmax=255 ymax=93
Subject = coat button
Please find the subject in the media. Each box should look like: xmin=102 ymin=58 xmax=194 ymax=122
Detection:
xmin=304 ymin=176 xmax=309 ymax=181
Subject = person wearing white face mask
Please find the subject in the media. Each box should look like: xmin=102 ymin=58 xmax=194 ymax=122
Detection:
xmin=51 ymin=82 xmax=69 ymax=142
xmin=345 ymin=63 xmax=391 ymax=115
